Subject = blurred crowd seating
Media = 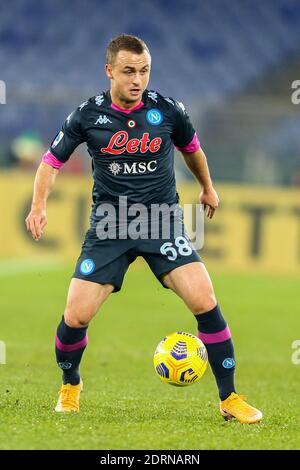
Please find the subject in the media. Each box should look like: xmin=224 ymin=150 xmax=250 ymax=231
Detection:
xmin=0 ymin=0 xmax=299 ymax=184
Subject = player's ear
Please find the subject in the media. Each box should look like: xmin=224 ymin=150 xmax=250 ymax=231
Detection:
xmin=105 ymin=64 xmax=113 ymax=80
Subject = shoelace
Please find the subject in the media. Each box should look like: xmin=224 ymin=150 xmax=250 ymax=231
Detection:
xmin=227 ymin=394 xmax=254 ymax=413
xmin=230 ymin=394 xmax=247 ymax=402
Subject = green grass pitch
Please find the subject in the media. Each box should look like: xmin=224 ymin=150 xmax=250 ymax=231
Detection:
xmin=0 ymin=260 xmax=299 ymax=450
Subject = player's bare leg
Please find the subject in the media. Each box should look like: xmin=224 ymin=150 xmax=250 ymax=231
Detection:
xmin=64 ymin=278 xmax=114 ymax=328
xmin=161 ymin=262 xmax=262 ymax=424
xmin=161 ymin=261 xmax=216 ymax=313
xmin=55 ymin=278 xmax=114 ymax=412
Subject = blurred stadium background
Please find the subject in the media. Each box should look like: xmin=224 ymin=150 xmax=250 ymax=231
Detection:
xmin=0 ymin=0 xmax=299 ymax=450
xmin=1 ymin=0 xmax=300 ymax=273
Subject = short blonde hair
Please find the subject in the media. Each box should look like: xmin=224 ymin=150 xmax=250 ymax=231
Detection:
xmin=106 ymin=34 xmax=150 ymax=65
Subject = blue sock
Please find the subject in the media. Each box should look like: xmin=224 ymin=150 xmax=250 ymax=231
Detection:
xmin=195 ymin=304 xmax=236 ymax=401
xmin=55 ymin=316 xmax=88 ymax=385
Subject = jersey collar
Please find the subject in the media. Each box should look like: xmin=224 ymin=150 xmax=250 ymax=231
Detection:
xmin=106 ymin=90 xmax=146 ymax=114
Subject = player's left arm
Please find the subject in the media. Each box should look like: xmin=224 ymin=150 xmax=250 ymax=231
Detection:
xmin=171 ymin=99 xmax=219 ymax=219
xmin=180 ymin=147 xmax=219 ymax=219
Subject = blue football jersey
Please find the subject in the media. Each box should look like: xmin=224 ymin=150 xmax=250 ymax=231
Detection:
xmin=48 ymin=89 xmax=197 ymax=210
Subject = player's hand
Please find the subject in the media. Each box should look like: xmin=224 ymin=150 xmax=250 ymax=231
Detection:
xmin=25 ymin=208 xmax=48 ymax=241
xmin=199 ymin=187 xmax=219 ymax=219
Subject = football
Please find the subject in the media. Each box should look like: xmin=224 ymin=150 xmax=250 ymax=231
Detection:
xmin=153 ymin=332 xmax=208 ymax=386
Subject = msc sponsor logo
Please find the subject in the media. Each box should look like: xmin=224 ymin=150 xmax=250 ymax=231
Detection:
xmin=108 ymin=160 xmax=157 ymax=176
xmin=101 ymin=131 xmax=162 ymax=155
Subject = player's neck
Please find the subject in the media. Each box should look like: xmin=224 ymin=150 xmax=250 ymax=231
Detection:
xmin=109 ymin=90 xmax=142 ymax=111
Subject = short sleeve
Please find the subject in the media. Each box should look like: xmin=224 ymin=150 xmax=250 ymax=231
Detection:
xmin=171 ymin=100 xmax=197 ymax=149
xmin=49 ymin=107 xmax=85 ymax=163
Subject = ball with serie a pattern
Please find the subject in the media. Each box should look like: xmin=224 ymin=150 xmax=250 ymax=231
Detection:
xmin=153 ymin=332 xmax=208 ymax=386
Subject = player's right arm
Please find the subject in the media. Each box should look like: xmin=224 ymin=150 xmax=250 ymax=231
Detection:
xmin=25 ymin=163 xmax=58 ymax=240
xmin=26 ymin=105 xmax=85 ymax=241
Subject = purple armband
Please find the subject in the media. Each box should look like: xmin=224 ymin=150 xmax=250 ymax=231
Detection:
xmin=42 ymin=150 xmax=65 ymax=169
xmin=176 ymin=132 xmax=201 ymax=152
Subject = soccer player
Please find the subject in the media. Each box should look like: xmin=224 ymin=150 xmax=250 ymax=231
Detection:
xmin=26 ymin=35 xmax=262 ymax=423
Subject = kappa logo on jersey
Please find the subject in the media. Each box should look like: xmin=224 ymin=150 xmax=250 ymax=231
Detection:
xmin=94 ymin=115 xmax=112 ymax=125
xmin=178 ymin=101 xmax=186 ymax=113
xmin=79 ymin=101 xmax=89 ymax=110
xmin=148 ymin=91 xmax=158 ymax=102
xmin=95 ymin=94 xmax=104 ymax=106
xmin=108 ymin=160 xmax=157 ymax=176
xmin=100 ymin=131 xmax=162 ymax=155
xmin=146 ymin=109 xmax=163 ymax=126
xmin=164 ymin=97 xmax=175 ymax=106
xmin=80 ymin=258 xmax=95 ymax=275
xmin=66 ymin=112 xmax=73 ymax=123
xmin=52 ymin=131 xmax=64 ymax=148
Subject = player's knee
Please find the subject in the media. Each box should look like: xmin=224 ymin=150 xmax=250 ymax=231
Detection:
xmin=190 ymin=291 xmax=217 ymax=314
xmin=64 ymin=312 xmax=89 ymax=328
xmin=64 ymin=305 xmax=97 ymax=328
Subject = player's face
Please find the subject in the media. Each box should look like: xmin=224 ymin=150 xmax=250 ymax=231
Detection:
xmin=106 ymin=50 xmax=151 ymax=105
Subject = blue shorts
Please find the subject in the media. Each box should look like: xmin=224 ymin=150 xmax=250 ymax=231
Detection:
xmin=73 ymin=211 xmax=201 ymax=292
